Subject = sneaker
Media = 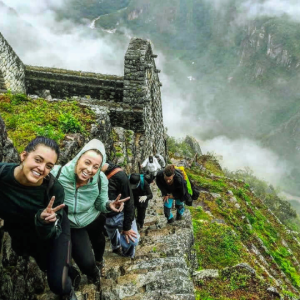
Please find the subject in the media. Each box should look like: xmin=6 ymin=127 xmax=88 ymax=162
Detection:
xmin=176 ymin=214 xmax=183 ymax=221
xmin=96 ymin=259 xmax=106 ymax=277
xmin=167 ymin=217 xmax=174 ymax=224
xmin=136 ymin=222 xmax=143 ymax=231
xmin=112 ymin=247 xmax=125 ymax=257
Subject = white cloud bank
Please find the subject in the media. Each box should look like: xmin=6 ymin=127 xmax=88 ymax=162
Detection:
xmin=202 ymin=136 xmax=289 ymax=185
xmin=0 ymin=0 xmax=128 ymax=74
xmin=206 ymin=0 xmax=300 ymax=23
xmin=0 ymin=0 xmax=293 ymax=190
xmin=242 ymin=0 xmax=300 ymax=22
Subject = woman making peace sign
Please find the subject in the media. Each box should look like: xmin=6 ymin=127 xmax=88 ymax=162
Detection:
xmin=0 ymin=137 xmax=77 ymax=300
xmin=51 ymin=139 xmax=129 ymax=290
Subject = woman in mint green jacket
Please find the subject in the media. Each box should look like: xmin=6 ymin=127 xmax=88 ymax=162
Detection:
xmin=51 ymin=139 xmax=127 ymax=289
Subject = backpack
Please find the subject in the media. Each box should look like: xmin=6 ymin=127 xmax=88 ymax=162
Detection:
xmin=106 ymin=167 xmax=123 ymax=180
xmin=140 ymin=174 xmax=145 ymax=190
xmin=190 ymin=180 xmax=200 ymax=200
xmin=175 ymin=166 xmax=200 ymax=201
xmin=174 ymin=169 xmax=193 ymax=206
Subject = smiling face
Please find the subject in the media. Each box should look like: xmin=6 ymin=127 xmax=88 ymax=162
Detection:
xmin=75 ymin=150 xmax=103 ymax=185
xmin=16 ymin=145 xmax=57 ymax=186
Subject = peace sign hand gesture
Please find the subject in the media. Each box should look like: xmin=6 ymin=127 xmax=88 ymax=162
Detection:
xmin=109 ymin=194 xmax=130 ymax=213
xmin=40 ymin=196 xmax=65 ymax=224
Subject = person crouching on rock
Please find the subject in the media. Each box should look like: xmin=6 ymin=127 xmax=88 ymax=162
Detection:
xmin=101 ymin=162 xmax=140 ymax=258
xmin=129 ymin=173 xmax=153 ymax=230
xmin=156 ymin=164 xmax=187 ymax=223
xmin=0 ymin=137 xmax=79 ymax=300
xmin=51 ymin=139 xmax=129 ymax=291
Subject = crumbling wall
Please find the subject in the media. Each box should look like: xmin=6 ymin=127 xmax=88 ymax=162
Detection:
xmin=25 ymin=66 xmax=124 ymax=101
xmin=0 ymin=32 xmax=26 ymax=93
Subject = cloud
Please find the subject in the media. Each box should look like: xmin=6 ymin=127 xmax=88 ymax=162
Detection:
xmin=205 ymin=0 xmax=300 ymax=23
xmin=241 ymin=0 xmax=300 ymax=22
xmin=0 ymin=0 xmax=294 ymax=192
xmin=201 ymin=135 xmax=289 ymax=185
xmin=0 ymin=0 xmax=128 ymax=74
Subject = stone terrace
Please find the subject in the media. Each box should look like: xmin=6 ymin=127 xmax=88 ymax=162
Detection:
xmin=34 ymin=185 xmax=196 ymax=300
xmin=101 ymin=184 xmax=195 ymax=300
xmin=25 ymin=66 xmax=124 ymax=101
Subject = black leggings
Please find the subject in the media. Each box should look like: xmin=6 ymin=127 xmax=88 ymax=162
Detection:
xmin=32 ymin=210 xmax=73 ymax=296
xmin=71 ymin=213 xmax=106 ymax=277
xmin=136 ymin=206 xmax=147 ymax=228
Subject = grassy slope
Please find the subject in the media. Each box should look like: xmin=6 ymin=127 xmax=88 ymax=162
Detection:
xmin=187 ymin=157 xmax=300 ymax=299
xmin=2 ymin=89 xmax=300 ymax=298
xmin=0 ymin=93 xmax=95 ymax=152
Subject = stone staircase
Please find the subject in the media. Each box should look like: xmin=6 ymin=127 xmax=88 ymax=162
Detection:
xmin=35 ymin=185 xmax=195 ymax=300
xmin=100 ymin=184 xmax=196 ymax=300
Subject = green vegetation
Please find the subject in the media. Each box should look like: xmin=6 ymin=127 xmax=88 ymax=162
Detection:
xmin=55 ymin=0 xmax=130 ymax=22
xmin=0 ymin=93 xmax=95 ymax=152
xmin=58 ymin=0 xmax=300 ymax=196
xmin=167 ymin=135 xmax=196 ymax=158
xmin=187 ymin=155 xmax=300 ymax=298
xmin=191 ymin=207 xmax=246 ymax=269
xmin=224 ymin=167 xmax=300 ymax=231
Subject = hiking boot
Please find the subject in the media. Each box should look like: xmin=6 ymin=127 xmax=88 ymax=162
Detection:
xmin=176 ymin=213 xmax=183 ymax=221
xmin=87 ymin=266 xmax=101 ymax=290
xmin=167 ymin=217 xmax=174 ymax=224
xmin=68 ymin=288 xmax=78 ymax=300
xmin=61 ymin=287 xmax=78 ymax=300
xmin=96 ymin=259 xmax=106 ymax=277
xmin=112 ymin=247 xmax=125 ymax=257
xmin=69 ymin=266 xmax=81 ymax=291
xmin=136 ymin=222 xmax=143 ymax=231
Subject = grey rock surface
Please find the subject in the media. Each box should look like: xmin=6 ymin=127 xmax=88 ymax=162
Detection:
xmin=184 ymin=136 xmax=202 ymax=155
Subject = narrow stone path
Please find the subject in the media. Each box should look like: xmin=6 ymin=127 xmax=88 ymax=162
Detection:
xmin=37 ymin=184 xmax=195 ymax=300
xmin=100 ymin=184 xmax=195 ymax=300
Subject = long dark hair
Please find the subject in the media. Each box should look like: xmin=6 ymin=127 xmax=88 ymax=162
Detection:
xmin=24 ymin=136 xmax=60 ymax=160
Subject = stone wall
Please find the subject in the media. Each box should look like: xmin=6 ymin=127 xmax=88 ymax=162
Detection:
xmin=0 ymin=116 xmax=19 ymax=163
xmin=0 ymin=33 xmax=167 ymax=165
xmin=0 ymin=113 xmax=195 ymax=300
xmin=123 ymin=38 xmax=166 ymax=162
xmin=25 ymin=65 xmax=124 ymax=101
xmin=0 ymin=32 xmax=26 ymax=93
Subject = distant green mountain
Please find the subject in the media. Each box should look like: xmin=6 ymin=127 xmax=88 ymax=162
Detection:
xmin=55 ymin=0 xmax=131 ymax=21
xmin=52 ymin=1 xmax=300 ymax=194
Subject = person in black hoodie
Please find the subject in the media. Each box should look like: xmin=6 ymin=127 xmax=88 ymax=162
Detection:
xmin=0 ymin=137 xmax=78 ymax=300
xmin=129 ymin=173 xmax=153 ymax=230
xmin=101 ymin=163 xmax=139 ymax=258
xmin=156 ymin=164 xmax=187 ymax=223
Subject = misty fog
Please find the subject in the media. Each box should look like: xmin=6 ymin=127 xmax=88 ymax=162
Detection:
xmin=0 ymin=0 xmax=298 ymax=193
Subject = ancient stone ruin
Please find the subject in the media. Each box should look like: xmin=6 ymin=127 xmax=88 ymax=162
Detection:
xmin=0 ymin=32 xmax=166 ymax=170
xmin=0 ymin=31 xmax=198 ymax=299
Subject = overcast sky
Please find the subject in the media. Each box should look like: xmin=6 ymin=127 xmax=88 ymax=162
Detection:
xmin=0 ymin=0 xmax=295 ymax=190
